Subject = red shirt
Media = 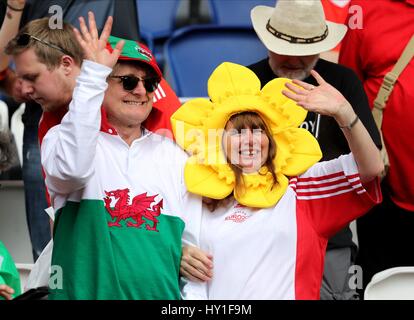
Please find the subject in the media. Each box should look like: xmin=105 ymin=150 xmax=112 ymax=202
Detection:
xmin=321 ymin=0 xmax=351 ymax=52
xmin=339 ymin=0 xmax=414 ymax=211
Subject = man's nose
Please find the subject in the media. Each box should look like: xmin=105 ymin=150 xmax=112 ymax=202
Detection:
xmin=131 ymin=80 xmax=147 ymax=95
xmin=20 ymin=80 xmax=34 ymax=95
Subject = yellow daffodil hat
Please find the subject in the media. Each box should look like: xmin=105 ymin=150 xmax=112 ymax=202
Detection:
xmin=171 ymin=62 xmax=322 ymax=208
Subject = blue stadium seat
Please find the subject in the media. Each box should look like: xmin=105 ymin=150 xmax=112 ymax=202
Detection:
xmin=136 ymin=0 xmax=181 ymax=69
xmin=208 ymin=0 xmax=277 ymax=27
xmin=164 ymin=25 xmax=267 ymax=97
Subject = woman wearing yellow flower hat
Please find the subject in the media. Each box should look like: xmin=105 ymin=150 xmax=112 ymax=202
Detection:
xmin=172 ymin=62 xmax=383 ymax=300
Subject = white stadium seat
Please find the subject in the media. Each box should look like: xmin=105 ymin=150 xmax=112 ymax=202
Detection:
xmin=365 ymin=267 xmax=414 ymax=300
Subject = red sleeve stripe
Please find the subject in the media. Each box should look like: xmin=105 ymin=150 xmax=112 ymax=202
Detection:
xmin=153 ymin=84 xmax=166 ymax=102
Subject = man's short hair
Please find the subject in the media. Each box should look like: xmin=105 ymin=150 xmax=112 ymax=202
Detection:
xmin=5 ymin=18 xmax=84 ymax=69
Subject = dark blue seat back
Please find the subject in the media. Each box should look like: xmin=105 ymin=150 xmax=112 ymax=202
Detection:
xmin=136 ymin=0 xmax=181 ymax=50
xmin=208 ymin=0 xmax=277 ymax=27
xmin=164 ymin=25 xmax=267 ymax=97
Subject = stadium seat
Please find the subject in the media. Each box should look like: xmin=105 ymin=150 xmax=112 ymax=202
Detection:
xmin=364 ymin=267 xmax=414 ymax=300
xmin=164 ymin=25 xmax=267 ymax=97
xmin=208 ymin=0 xmax=277 ymax=27
xmin=136 ymin=0 xmax=181 ymax=69
xmin=10 ymin=103 xmax=25 ymax=167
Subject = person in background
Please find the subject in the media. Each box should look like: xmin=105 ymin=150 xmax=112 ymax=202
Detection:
xmin=338 ymin=0 xmax=414 ymax=294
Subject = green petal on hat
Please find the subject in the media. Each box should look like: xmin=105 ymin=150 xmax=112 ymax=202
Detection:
xmin=208 ymin=62 xmax=261 ymax=104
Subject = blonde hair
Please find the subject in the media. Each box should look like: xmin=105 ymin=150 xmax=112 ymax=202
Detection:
xmin=5 ymin=18 xmax=84 ymax=69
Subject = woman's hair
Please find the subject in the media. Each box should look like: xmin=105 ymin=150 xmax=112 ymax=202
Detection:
xmin=225 ymin=112 xmax=277 ymax=190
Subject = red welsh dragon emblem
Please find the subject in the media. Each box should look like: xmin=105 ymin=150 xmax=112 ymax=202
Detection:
xmin=103 ymin=188 xmax=162 ymax=232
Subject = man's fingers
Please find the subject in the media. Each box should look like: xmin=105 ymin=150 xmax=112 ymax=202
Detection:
xmin=78 ymin=16 xmax=92 ymax=43
xmin=112 ymin=40 xmax=125 ymax=60
xmin=100 ymin=15 xmax=113 ymax=44
xmin=87 ymin=11 xmax=99 ymax=40
xmin=73 ymin=28 xmax=87 ymax=48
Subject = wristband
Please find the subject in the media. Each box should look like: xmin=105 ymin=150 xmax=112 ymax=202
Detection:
xmin=339 ymin=114 xmax=359 ymax=130
xmin=7 ymin=3 xmax=24 ymax=11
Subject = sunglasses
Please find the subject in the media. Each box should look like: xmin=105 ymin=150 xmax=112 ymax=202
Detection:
xmin=16 ymin=33 xmax=71 ymax=56
xmin=110 ymin=75 xmax=160 ymax=93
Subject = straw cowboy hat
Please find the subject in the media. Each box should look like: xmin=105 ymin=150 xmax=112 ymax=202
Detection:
xmin=251 ymin=0 xmax=347 ymax=56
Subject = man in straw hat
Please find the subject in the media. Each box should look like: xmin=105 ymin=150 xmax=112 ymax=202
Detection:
xmin=248 ymin=0 xmax=382 ymax=300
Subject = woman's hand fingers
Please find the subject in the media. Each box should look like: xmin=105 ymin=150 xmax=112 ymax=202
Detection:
xmin=310 ymin=69 xmax=326 ymax=85
xmin=180 ymin=246 xmax=213 ymax=282
xmin=181 ymin=261 xmax=212 ymax=282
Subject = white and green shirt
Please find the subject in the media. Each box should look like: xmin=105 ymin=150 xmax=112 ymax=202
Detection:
xmin=41 ymin=61 xmax=201 ymax=300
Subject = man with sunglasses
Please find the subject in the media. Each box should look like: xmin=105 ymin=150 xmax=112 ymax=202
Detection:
xmin=7 ymin=12 xmax=202 ymax=300
xmin=0 ymin=1 xmax=181 ymax=267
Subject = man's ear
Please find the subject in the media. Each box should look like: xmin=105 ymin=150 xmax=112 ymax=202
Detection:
xmin=60 ymin=55 xmax=76 ymax=75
